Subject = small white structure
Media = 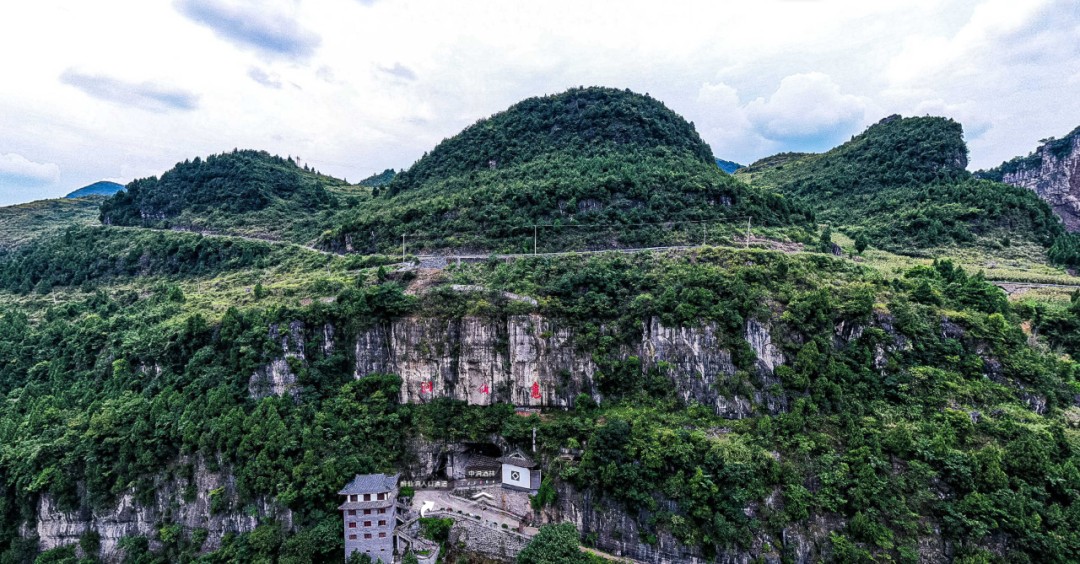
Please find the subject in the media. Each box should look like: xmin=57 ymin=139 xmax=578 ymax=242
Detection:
xmin=498 ymin=449 xmax=541 ymax=492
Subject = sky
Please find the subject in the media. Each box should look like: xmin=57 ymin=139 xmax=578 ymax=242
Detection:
xmin=0 ymin=0 xmax=1078 ymax=205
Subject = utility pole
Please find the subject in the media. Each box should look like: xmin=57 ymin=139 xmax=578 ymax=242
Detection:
xmin=745 ymin=217 xmax=751 ymax=248
xmin=533 ymin=225 xmax=537 ymax=255
xmin=702 ymin=222 xmax=707 ymax=247
xmin=402 ymin=234 xmax=406 ymax=263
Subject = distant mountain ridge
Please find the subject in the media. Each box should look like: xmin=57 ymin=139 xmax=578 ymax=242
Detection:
xmin=65 ymin=181 xmax=124 ymax=199
xmin=715 ymin=158 xmax=743 ymax=174
xmin=977 ymin=126 xmax=1080 ymax=231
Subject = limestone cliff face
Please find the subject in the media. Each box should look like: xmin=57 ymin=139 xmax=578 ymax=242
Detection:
xmin=248 ymin=321 xmax=304 ymax=401
xmin=551 ymin=481 xmax=854 ymax=563
xmin=991 ymin=128 xmax=1080 ymax=230
xmin=31 ymin=458 xmax=290 ymax=561
xmin=345 ymin=315 xmax=785 ymax=418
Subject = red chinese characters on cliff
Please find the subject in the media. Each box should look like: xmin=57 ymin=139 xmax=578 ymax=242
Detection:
xmin=420 ymin=381 xmax=433 ymax=394
xmin=531 ymin=382 xmax=542 ymax=399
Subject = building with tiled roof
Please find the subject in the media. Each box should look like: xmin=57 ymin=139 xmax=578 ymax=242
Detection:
xmin=339 ymin=473 xmax=399 ymax=563
xmin=497 ymin=450 xmax=541 ymax=492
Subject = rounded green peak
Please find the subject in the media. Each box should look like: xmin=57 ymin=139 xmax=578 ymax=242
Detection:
xmin=854 ymin=114 xmax=969 ymax=171
xmin=391 ymin=86 xmax=716 ymax=193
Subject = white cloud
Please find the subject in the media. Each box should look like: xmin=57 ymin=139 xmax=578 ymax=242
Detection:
xmin=0 ymin=0 xmax=1077 ymax=203
xmin=689 ymin=74 xmax=868 ymax=164
xmin=883 ymin=0 xmax=1080 ymax=167
xmin=745 ymin=73 xmax=866 ymax=144
xmin=0 ymin=153 xmax=60 ymax=186
xmin=910 ymin=99 xmax=992 ymax=140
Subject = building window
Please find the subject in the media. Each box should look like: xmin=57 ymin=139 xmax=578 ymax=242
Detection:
xmin=364 ymin=509 xmax=371 ymax=515
xmin=377 ymin=493 xmax=385 ymax=500
xmin=348 ymin=522 xmax=356 ymax=529
xmin=364 ymin=534 xmax=372 ymax=539
xmin=378 ymin=508 xmax=385 ymax=514
xmin=378 ymin=520 xmax=386 ymax=526
xmin=348 ymin=509 xmax=356 ymax=516
xmin=350 ymin=494 xmax=358 ymax=502
xmin=363 ymin=494 xmax=371 ymax=501
xmin=348 ymin=534 xmax=357 ymax=540
xmin=379 ymin=532 xmax=386 ymax=538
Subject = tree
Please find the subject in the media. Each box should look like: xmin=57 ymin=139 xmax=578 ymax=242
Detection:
xmin=819 ymin=225 xmax=833 ymax=253
xmin=517 ymin=523 xmax=590 ymax=564
xmin=854 ymin=233 xmax=868 ymax=254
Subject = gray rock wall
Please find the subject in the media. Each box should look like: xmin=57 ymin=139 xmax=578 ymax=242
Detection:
xmin=32 ymin=457 xmax=290 ymax=561
xmin=347 ymin=315 xmax=784 ymax=418
xmin=249 ymin=321 xmax=305 ymax=401
xmin=999 ymin=133 xmax=1080 ymax=230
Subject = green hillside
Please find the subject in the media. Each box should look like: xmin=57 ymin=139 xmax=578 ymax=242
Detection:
xmin=5 ymin=89 xmax=1080 ymax=563
xmin=323 ymin=87 xmax=809 ymax=254
xmin=737 ymin=115 xmax=1066 ymax=254
xmin=99 ymin=150 xmax=364 ymax=243
xmin=2 ymin=237 xmax=1080 ymax=562
xmin=0 ymin=197 xmax=103 ymax=251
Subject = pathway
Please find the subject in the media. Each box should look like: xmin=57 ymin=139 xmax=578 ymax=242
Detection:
xmin=105 ymin=223 xmax=1080 ymax=290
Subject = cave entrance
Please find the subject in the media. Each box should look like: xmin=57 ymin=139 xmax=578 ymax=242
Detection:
xmin=445 ymin=442 xmax=502 ymax=480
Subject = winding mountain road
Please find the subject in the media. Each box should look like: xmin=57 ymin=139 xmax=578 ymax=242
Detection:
xmin=105 ymin=224 xmax=1080 ymax=290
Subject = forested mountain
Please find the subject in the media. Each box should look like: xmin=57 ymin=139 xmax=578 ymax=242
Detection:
xmin=737 ymin=115 xmax=1067 ymax=255
xmin=322 ymin=87 xmax=809 ymax=254
xmin=3 ymin=89 xmax=1080 ymax=564
xmin=64 ymin=181 xmax=124 ymax=199
xmin=99 ymin=150 xmax=362 ymax=243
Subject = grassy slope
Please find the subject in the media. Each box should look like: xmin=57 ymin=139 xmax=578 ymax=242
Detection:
xmin=0 ymin=197 xmax=103 ymax=251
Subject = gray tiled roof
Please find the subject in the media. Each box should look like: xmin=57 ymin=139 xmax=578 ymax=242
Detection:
xmin=338 ymin=473 xmax=400 ymax=495
xmin=466 ymin=454 xmax=501 ymax=470
xmin=497 ymin=449 xmax=538 ymax=468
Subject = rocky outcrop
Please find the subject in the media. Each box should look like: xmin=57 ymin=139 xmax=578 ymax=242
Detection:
xmin=987 ymin=127 xmax=1080 ymax=230
xmin=351 ymin=315 xmax=785 ymax=417
xmin=249 ymin=321 xmax=305 ymax=400
xmin=554 ymin=483 xmax=705 ymax=563
xmin=32 ymin=457 xmax=290 ymax=561
xmin=550 ymin=482 xmax=848 ymax=563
